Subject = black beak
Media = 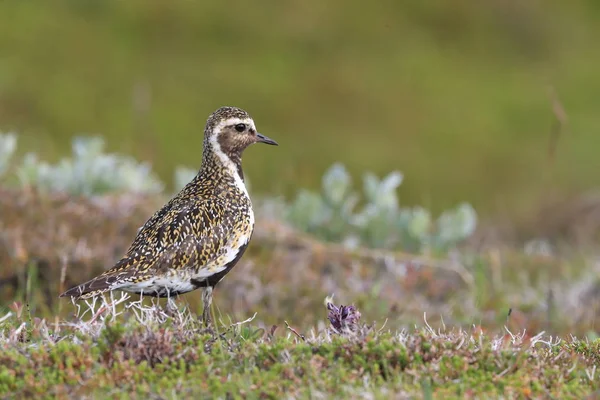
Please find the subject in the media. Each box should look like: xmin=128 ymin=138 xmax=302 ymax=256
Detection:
xmin=256 ymin=133 xmax=278 ymax=146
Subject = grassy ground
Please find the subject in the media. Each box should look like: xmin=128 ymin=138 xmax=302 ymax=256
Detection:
xmin=1 ymin=295 xmax=599 ymax=399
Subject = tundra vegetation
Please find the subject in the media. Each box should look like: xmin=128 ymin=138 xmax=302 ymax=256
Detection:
xmin=1 ymin=134 xmax=599 ymax=398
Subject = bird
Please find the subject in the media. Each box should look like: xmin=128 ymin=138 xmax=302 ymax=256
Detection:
xmin=60 ymin=106 xmax=278 ymax=327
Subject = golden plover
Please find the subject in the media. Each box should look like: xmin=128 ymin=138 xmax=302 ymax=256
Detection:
xmin=60 ymin=106 xmax=278 ymax=326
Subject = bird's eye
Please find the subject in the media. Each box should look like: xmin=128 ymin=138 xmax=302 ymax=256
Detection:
xmin=234 ymin=123 xmax=246 ymax=132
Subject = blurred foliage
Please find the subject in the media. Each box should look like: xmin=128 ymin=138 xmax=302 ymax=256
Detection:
xmin=1 ymin=133 xmax=474 ymax=253
xmin=285 ymin=163 xmax=476 ymax=253
xmin=0 ymin=133 xmax=16 ymax=178
xmin=0 ymin=1 xmax=599 ymax=219
xmin=1 ymin=133 xmax=163 ymax=196
xmin=173 ymin=165 xmax=198 ymax=193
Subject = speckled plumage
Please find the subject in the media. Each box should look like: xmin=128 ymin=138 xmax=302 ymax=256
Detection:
xmin=61 ymin=106 xmax=277 ymax=323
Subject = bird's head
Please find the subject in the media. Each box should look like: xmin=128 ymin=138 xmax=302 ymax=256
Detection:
xmin=204 ymin=106 xmax=278 ymax=159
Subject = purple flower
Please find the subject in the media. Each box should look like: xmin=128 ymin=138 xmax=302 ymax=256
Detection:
xmin=327 ymin=302 xmax=361 ymax=333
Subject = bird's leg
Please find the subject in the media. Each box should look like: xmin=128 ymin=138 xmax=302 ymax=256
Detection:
xmin=165 ymin=295 xmax=179 ymax=318
xmin=201 ymin=286 xmax=213 ymax=328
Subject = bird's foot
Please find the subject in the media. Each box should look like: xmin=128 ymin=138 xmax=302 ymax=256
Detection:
xmin=199 ymin=309 xmax=217 ymax=336
xmin=201 ymin=313 xmax=212 ymax=329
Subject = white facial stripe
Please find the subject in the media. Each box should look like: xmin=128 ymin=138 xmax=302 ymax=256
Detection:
xmin=208 ymin=122 xmax=251 ymax=199
xmin=213 ymin=117 xmax=256 ymax=134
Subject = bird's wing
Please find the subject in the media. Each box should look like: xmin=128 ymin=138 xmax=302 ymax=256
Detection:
xmin=60 ymin=199 xmax=233 ymax=298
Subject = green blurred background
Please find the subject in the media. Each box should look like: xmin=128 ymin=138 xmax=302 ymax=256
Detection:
xmin=1 ymin=0 xmax=599 ymax=218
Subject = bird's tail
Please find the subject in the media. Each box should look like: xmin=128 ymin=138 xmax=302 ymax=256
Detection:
xmin=60 ymin=274 xmax=118 ymax=300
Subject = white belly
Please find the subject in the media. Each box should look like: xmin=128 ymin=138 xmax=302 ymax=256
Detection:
xmin=119 ymin=276 xmax=197 ymax=296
